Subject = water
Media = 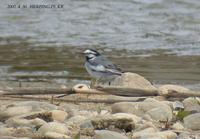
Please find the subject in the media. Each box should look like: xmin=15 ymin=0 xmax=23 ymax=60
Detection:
xmin=0 ymin=0 xmax=200 ymax=89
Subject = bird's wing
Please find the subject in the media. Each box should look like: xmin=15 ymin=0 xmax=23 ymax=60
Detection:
xmin=89 ymin=56 xmax=122 ymax=74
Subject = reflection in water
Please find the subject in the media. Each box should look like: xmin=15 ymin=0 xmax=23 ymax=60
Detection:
xmin=0 ymin=0 xmax=200 ymax=89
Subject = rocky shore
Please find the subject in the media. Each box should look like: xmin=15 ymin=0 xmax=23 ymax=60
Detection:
xmin=0 ymin=73 xmax=199 ymax=139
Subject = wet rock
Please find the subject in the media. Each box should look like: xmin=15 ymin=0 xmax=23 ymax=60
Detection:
xmin=44 ymin=132 xmax=70 ymax=139
xmin=183 ymin=113 xmax=200 ymax=130
xmin=94 ymin=130 xmax=128 ymax=139
xmin=158 ymin=84 xmax=189 ymax=95
xmin=51 ymin=110 xmax=68 ymax=122
xmin=37 ymin=122 xmax=69 ymax=136
xmin=132 ymin=130 xmax=177 ymax=139
xmin=183 ymin=97 xmax=200 ymax=113
xmin=112 ymin=98 xmax=172 ymax=121
xmin=111 ymin=72 xmax=156 ymax=90
xmin=91 ymin=114 xmax=135 ymax=132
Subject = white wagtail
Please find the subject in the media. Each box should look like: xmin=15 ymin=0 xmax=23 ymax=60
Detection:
xmin=83 ymin=49 xmax=123 ymax=86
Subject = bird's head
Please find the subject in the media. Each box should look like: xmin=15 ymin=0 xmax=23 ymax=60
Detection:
xmin=83 ymin=49 xmax=100 ymax=60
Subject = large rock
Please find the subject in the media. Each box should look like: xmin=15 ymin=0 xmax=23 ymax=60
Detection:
xmin=183 ymin=113 xmax=200 ymax=130
xmin=94 ymin=130 xmax=129 ymax=139
xmin=158 ymin=84 xmax=189 ymax=95
xmin=37 ymin=122 xmax=69 ymax=136
xmin=183 ymin=97 xmax=200 ymax=113
xmin=110 ymin=72 xmax=156 ymax=90
xmin=112 ymin=98 xmax=173 ymax=121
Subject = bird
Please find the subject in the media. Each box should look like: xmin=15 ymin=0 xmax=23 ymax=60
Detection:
xmin=83 ymin=49 xmax=122 ymax=86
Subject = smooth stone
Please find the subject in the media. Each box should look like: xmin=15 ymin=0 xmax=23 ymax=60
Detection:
xmin=80 ymin=119 xmax=94 ymax=129
xmin=5 ymin=117 xmax=46 ymax=128
xmin=183 ymin=113 xmax=200 ymax=130
xmin=110 ymin=72 xmax=156 ymax=90
xmin=44 ymin=132 xmax=70 ymax=139
xmin=94 ymin=130 xmax=129 ymax=139
xmin=0 ymin=106 xmax=32 ymax=120
xmin=112 ymin=102 xmax=144 ymax=115
xmin=112 ymin=98 xmax=173 ymax=121
xmin=6 ymin=118 xmax=31 ymax=127
xmin=158 ymin=84 xmax=189 ymax=95
xmin=112 ymin=113 xmax=141 ymax=124
xmin=0 ymin=101 xmax=58 ymax=120
xmin=0 ymin=127 xmax=15 ymax=136
xmin=132 ymin=131 xmax=177 ymax=139
xmin=132 ymin=128 xmax=157 ymax=138
xmin=51 ymin=110 xmax=68 ymax=122
xmin=66 ymin=115 xmax=87 ymax=125
xmin=183 ymin=97 xmax=200 ymax=113
xmin=146 ymin=105 xmax=172 ymax=122
xmin=37 ymin=122 xmax=69 ymax=135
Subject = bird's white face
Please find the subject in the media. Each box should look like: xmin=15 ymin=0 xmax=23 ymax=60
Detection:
xmin=83 ymin=49 xmax=98 ymax=55
xmin=83 ymin=49 xmax=100 ymax=60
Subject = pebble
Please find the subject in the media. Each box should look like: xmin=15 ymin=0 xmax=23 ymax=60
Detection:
xmin=94 ymin=130 xmax=129 ymax=139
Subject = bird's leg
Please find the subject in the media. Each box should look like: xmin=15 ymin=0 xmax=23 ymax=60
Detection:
xmin=88 ymin=78 xmax=96 ymax=99
xmin=95 ymin=78 xmax=99 ymax=86
xmin=90 ymin=78 xmax=96 ymax=88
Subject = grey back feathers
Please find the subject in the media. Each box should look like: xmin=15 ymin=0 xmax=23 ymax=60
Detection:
xmin=83 ymin=49 xmax=122 ymax=80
